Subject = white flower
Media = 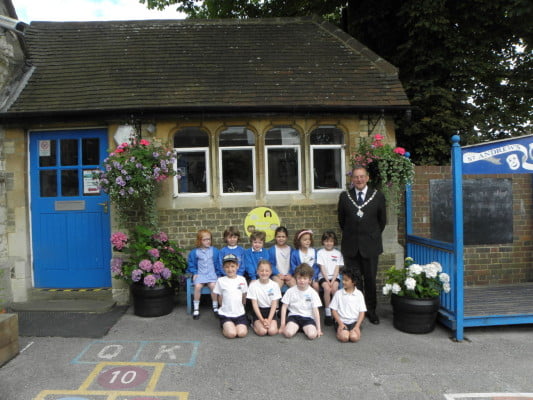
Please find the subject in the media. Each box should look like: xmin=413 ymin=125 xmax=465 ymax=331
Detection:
xmin=443 ymin=283 xmax=451 ymax=293
xmin=405 ymin=277 xmax=416 ymax=290
xmin=382 ymin=284 xmax=392 ymax=295
xmin=439 ymin=272 xmax=450 ymax=283
xmin=424 ymin=263 xmax=438 ymax=279
xmin=408 ymin=264 xmax=423 ymax=276
xmin=431 ymin=261 xmax=442 ymax=273
xmin=391 ymin=283 xmax=402 ymax=294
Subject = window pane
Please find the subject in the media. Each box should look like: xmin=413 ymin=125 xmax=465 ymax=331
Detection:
xmin=222 ymin=149 xmax=253 ymax=193
xmin=265 ymin=127 xmax=300 ymax=145
xmin=40 ymin=170 xmax=57 ymax=197
xmin=267 ymin=148 xmax=299 ymax=191
xmin=174 ymin=127 xmax=209 ymax=147
xmin=310 ymin=127 xmax=344 ymax=144
xmin=82 ymin=138 xmax=100 ymax=165
xmin=220 ymin=126 xmax=255 ymax=147
xmin=39 ymin=140 xmax=57 ymax=167
xmin=61 ymin=139 xmax=78 ymax=166
xmin=313 ymin=148 xmax=342 ymax=189
xmin=61 ymin=170 xmax=79 ymax=196
xmin=176 ymin=152 xmax=207 ymax=193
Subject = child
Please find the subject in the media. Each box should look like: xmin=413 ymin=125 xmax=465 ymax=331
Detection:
xmin=219 ymin=226 xmax=246 ymax=276
xmin=267 ymin=226 xmax=294 ymax=288
xmin=289 ymin=229 xmax=319 ymax=283
xmin=243 ymin=230 xmax=281 ymax=285
xmin=330 ymin=268 xmax=366 ymax=343
xmin=246 ymin=260 xmax=282 ymax=336
xmin=213 ymin=254 xmax=249 ymax=339
xmin=316 ymin=230 xmax=344 ymax=326
xmin=187 ymin=229 xmax=221 ymax=320
xmin=279 ymin=263 xmax=323 ymax=340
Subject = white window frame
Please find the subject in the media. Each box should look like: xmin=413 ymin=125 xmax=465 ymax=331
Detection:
xmin=310 ymin=144 xmax=346 ymax=193
xmin=265 ymin=144 xmax=301 ymax=194
xmin=218 ymin=146 xmax=256 ymax=195
xmin=173 ymin=147 xmax=210 ymax=197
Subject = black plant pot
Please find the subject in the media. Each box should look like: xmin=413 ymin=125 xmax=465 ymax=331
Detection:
xmin=130 ymin=283 xmax=175 ymax=317
xmin=391 ymin=294 xmax=440 ymax=334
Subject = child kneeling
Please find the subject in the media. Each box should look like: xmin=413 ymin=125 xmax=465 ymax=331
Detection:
xmin=330 ymin=268 xmax=366 ymax=343
xmin=213 ymin=254 xmax=248 ymax=339
xmin=279 ymin=263 xmax=323 ymax=340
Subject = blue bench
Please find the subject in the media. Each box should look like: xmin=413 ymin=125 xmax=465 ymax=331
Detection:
xmin=185 ymin=276 xmax=212 ymax=315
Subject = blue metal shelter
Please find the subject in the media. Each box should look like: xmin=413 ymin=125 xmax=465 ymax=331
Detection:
xmin=405 ymin=135 xmax=533 ymax=341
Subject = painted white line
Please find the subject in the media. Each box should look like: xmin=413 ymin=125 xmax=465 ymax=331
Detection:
xmin=20 ymin=341 xmax=34 ymax=353
xmin=445 ymin=394 xmax=533 ymax=399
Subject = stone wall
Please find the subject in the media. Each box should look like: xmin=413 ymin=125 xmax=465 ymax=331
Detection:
xmin=398 ymin=166 xmax=533 ymax=286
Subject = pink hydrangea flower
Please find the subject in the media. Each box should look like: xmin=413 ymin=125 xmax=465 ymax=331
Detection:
xmin=393 ymin=147 xmax=406 ymax=155
xmin=152 ymin=261 xmax=165 ymax=274
xmin=131 ymin=269 xmax=143 ymax=282
xmin=143 ymin=274 xmax=156 ymax=287
xmin=139 ymin=259 xmax=152 ymax=272
xmin=111 ymin=232 xmax=128 ymax=250
xmin=139 ymin=139 xmax=150 ymax=146
xmin=153 ymin=232 xmax=168 ymax=242
xmin=148 ymin=248 xmax=160 ymax=258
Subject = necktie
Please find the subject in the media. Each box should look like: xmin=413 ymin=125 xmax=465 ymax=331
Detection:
xmin=357 ymin=191 xmax=364 ymax=205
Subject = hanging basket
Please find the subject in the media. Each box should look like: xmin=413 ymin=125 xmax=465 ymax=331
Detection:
xmin=130 ymin=283 xmax=175 ymax=317
xmin=391 ymin=294 xmax=440 ymax=334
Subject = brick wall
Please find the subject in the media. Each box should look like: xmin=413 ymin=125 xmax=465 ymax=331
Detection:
xmin=398 ymin=166 xmax=533 ymax=286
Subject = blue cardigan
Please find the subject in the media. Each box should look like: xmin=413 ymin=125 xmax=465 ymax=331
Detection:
xmin=289 ymin=248 xmax=319 ymax=280
xmin=186 ymin=247 xmax=222 ymax=277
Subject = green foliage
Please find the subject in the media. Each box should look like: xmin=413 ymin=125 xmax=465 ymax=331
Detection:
xmin=140 ymin=0 xmax=532 ymax=165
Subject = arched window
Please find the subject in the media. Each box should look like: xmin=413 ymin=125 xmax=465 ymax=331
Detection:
xmin=310 ymin=126 xmax=345 ymax=191
xmin=173 ymin=127 xmax=210 ymax=196
xmin=265 ymin=126 xmax=301 ymax=193
xmin=219 ymin=126 xmax=255 ymax=194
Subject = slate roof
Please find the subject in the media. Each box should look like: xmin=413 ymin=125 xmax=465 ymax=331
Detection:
xmin=1 ymin=16 xmax=409 ymax=118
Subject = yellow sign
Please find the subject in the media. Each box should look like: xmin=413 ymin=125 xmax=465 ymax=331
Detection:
xmin=244 ymin=207 xmax=280 ymax=242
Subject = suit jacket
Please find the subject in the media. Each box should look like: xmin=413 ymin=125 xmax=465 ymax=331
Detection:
xmin=338 ymin=187 xmax=387 ymax=259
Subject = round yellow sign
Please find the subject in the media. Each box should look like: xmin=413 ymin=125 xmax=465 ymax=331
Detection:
xmin=244 ymin=207 xmax=280 ymax=242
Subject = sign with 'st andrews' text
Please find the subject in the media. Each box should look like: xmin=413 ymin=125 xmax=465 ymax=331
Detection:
xmin=462 ymin=134 xmax=533 ymax=174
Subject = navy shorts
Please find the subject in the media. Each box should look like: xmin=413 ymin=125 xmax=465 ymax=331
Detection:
xmin=252 ymin=307 xmax=277 ymax=322
xmin=318 ymin=278 xmax=340 ymax=285
xmin=219 ymin=313 xmax=248 ymax=328
xmin=334 ymin=321 xmax=356 ymax=331
xmin=287 ymin=315 xmax=316 ymax=329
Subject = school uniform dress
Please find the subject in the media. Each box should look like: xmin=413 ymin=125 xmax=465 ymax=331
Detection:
xmin=219 ymin=245 xmax=246 ymax=276
xmin=186 ymin=247 xmax=221 ymax=284
xmin=330 ymin=288 xmax=367 ymax=325
xmin=316 ymin=248 xmax=344 ymax=281
xmin=213 ymin=275 xmax=248 ymax=317
xmin=289 ymin=248 xmax=319 ymax=280
xmin=243 ymin=248 xmax=271 ymax=280
xmin=267 ymin=245 xmax=292 ymax=276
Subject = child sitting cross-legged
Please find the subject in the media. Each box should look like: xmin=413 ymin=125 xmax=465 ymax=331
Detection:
xmin=246 ymin=259 xmax=282 ymax=336
xmin=279 ymin=263 xmax=323 ymax=340
xmin=213 ymin=254 xmax=249 ymax=339
xmin=330 ymin=268 xmax=366 ymax=343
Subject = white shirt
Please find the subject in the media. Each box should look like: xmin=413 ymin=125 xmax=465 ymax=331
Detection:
xmin=247 ymin=279 xmax=282 ymax=308
xmin=281 ymin=285 xmax=322 ymax=319
xmin=330 ymin=288 xmax=367 ymax=324
xmin=317 ymin=248 xmax=344 ymax=280
xmin=213 ymin=275 xmax=248 ymax=317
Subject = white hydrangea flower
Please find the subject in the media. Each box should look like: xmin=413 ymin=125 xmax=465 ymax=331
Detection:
xmin=382 ymin=284 xmax=392 ymax=295
xmin=392 ymin=283 xmax=401 ymax=294
xmin=424 ymin=263 xmax=438 ymax=278
xmin=405 ymin=277 xmax=416 ymax=290
xmin=443 ymin=282 xmax=451 ymax=293
xmin=431 ymin=261 xmax=442 ymax=273
xmin=408 ymin=264 xmax=423 ymax=276
xmin=439 ymin=272 xmax=450 ymax=283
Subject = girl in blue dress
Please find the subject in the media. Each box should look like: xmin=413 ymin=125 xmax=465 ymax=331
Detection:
xmin=289 ymin=229 xmax=319 ymax=283
xmin=187 ymin=229 xmax=221 ymax=320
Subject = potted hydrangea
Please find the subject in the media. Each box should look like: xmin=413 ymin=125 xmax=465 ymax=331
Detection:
xmin=111 ymin=225 xmax=187 ymax=317
xmin=382 ymin=257 xmax=451 ymax=333
xmin=350 ymin=134 xmax=414 ymax=211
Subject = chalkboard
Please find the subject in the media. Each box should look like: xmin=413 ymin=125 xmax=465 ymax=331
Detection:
xmin=430 ymin=178 xmax=513 ymax=245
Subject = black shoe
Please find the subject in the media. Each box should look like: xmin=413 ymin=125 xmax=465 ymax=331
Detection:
xmin=193 ymin=311 xmax=200 ymax=320
xmin=324 ymin=316 xmax=333 ymax=326
xmin=367 ymin=311 xmax=380 ymax=325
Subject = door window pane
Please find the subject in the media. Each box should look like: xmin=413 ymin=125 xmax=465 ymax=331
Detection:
xmin=39 ymin=170 xmax=57 ymax=197
xmin=61 ymin=139 xmax=78 ymax=166
xmin=61 ymin=170 xmax=79 ymax=196
xmin=221 ymin=149 xmax=254 ymax=193
xmin=267 ymin=148 xmax=299 ymax=191
xmin=82 ymin=138 xmax=99 ymax=165
xmin=39 ymin=140 xmax=57 ymax=167
xmin=176 ymin=151 xmax=207 ymax=193
xmin=313 ymin=148 xmax=342 ymax=189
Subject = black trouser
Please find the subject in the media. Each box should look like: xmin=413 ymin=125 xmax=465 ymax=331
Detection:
xmin=344 ymin=251 xmax=378 ymax=312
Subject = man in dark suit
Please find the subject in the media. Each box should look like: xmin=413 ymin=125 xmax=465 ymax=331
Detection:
xmin=338 ymin=166 xmax=387 ymax=324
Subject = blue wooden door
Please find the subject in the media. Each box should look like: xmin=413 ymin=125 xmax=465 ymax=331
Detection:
xmin=30 ymin=129 xmax=111 ymax=288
